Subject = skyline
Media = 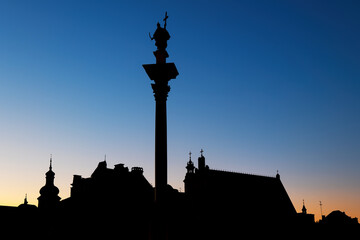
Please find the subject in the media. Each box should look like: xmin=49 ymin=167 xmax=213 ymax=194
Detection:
xmin=0 ymin=1 xmax=359 ymax=221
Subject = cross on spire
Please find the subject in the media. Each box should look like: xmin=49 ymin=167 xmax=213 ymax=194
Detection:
xmin=163 ymin=11 xmax=168 ymax=28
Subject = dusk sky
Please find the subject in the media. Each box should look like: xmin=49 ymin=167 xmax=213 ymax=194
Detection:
xmin=0 ymin=1 xmax=359 ymax=221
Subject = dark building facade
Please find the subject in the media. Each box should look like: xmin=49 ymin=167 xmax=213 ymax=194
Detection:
xmin=59 ymin=160 xmax=155 ymax=239
xmin=184 ymin=152 xmax=297 ymax=226
xmin=0 ymin=155 xmax=359 ymax=239
xmin=320 ymin=210 xmax=359 ymax=225
xmin=64 ymin=160 xmax=153 ymax=208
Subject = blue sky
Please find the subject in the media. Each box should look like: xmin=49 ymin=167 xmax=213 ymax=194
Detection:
xmin=0 ymin=0 xmax=359 ymax=220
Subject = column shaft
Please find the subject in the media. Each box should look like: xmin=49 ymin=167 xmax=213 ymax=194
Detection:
xmin=155 ymin=97 xmax=167 ymax=201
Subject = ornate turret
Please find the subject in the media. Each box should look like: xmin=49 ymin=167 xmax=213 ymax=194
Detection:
xmin=302 ymin=199 xmax=307 ymax=214
xmin=186 ymin=152 xmax=195 ymax=174
xmin=198 ymin=149 xmax=206 ymax=171
xmin=38 ymin=155 xmax=61 ymax=210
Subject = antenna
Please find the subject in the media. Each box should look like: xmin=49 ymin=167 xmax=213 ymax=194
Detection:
xmin=320 ymin=201 xmax=323 ymax=217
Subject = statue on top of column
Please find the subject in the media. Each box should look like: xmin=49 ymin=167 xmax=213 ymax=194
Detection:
xmin=149 ymin=12 xmax=171 ymax=63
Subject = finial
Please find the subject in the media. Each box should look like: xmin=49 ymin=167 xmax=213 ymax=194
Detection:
xmin=49 ymin=154 xmax=52 ymax=170
xmin=104 ymin=154 xmax=107 ymax=162
xmin=189 ymin=151 xmax=192 ymax=161
xmin=200 ymin=149 xmax=204 ymax=157
xmin=24 ymin=193 xmax=28 ymax=205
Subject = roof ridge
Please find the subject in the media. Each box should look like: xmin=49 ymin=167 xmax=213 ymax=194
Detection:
xmin=210 ymin=168 xmax=275 ymax=179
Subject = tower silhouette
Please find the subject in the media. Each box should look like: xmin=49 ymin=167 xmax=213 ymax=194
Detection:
xmin=143 ymin=13 xmax=178 ymax=203
xmin=38 ymin=156 xmax=61 ymax=209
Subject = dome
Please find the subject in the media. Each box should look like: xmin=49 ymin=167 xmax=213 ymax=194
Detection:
xmin=39 ymin=184 xmax=60 ymax=196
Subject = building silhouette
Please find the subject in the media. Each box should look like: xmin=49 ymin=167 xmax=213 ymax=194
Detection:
xmin=0 ymin=154 xmax=359 ymax=239
xmin=296 ymin=200 xmax=315 ymax=225
xmin=37 ymin=157 xmax=61 ymax=210
xmin=320 ymin=210 xmax=359 ymax=225
xmin=62 ymin=160 xmax=153 ymax=210
xmin=59 ymin=160 xmax=155 ymax=239
xmin=184 ymin=151 xmax=296 ymax=226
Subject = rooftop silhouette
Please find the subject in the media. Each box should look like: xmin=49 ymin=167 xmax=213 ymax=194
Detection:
xmin=0 ymin=12 xmax=359 ymax=240
xmin=0 ymin=153 xmax=358 ymax=239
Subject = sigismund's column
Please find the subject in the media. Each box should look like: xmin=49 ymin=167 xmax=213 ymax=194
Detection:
xmin=143 ymin=12 xmax=179 ymax=203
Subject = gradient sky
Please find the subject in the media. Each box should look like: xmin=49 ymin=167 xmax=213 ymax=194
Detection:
xmin=0 ymin=0 xmax=359 ymax=221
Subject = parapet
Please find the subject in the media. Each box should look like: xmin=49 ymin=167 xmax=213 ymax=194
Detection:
xmin=131 ymin=167 xmax=144 ymax=174
xmin=114 ymin=163 xmax=129 ymax=173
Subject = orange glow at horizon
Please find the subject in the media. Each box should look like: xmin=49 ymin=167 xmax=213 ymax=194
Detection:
xmin=1 ymin=158 xmax=359 ymax=223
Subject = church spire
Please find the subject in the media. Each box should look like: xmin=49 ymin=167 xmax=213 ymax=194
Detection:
xmin=24 ymin=193 xmax=28 ymax=205
xmin=46 ymin=154 xmax=55 ymax=182
xmin=49 ymin=154 xmax=52 ymax=171
xmin=302 ymin=199 xmax=307 ymax=214
xmin=38 ymin=155 xmax=61 ymax=209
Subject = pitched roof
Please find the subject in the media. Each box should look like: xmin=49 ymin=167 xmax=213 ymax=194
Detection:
xmin=185 ymin=166 xmax=297 ymax=223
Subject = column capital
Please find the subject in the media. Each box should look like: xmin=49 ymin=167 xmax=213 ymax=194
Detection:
xmin=152 ymin=82 xmax=170 ymax=101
